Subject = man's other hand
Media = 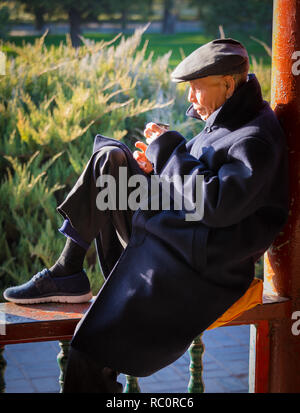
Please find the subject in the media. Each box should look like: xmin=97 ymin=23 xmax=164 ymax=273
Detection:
xmin=143 ymin=122 xmax=168 ymax=144
xmin=133 ymin=141 xmax=153 ymax=174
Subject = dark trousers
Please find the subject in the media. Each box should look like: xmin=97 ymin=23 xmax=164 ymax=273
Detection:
xmin=63 ymin=347 xmax=123 ymax=393
xmin=61 ymin=145 xmax=146 ymax=393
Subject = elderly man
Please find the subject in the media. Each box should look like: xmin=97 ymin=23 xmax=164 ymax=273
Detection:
xmin=4 ymin=39 xmax=289 ymax=392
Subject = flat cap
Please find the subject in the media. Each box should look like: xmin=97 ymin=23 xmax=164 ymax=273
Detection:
xmin=171 ymin=38 xmax=249 ymax=83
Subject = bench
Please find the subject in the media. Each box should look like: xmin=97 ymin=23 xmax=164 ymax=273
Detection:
xmin=0 ymin=293 xmax=290 ymax=393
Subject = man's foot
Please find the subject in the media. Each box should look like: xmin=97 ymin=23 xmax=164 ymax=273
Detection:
xmin=3 ymin=268 xmax=93 ymax=304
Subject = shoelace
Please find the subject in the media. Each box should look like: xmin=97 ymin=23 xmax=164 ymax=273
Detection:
xmin=32 ymin=269 xmax=48 ymax=282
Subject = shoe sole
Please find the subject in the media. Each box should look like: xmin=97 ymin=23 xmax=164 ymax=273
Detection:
xmin=3 ymin=291 xmax=93 ymax=305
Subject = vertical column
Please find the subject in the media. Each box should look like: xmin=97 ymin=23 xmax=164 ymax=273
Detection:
xmin=262 ymin=0 xmax=300 ymax=392
xmin=57 ymin=340 xmax=70 ymax=393
xmin=249 ymin=321 xmax=270 ymax=393
xmin=124 ymin=376 xmax=141 ymax=393
xmin=188 ymin=334 xmax=205 ymax=393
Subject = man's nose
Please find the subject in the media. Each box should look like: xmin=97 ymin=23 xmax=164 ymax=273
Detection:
xmin=188 ymin=88 xmax=196 ymax=103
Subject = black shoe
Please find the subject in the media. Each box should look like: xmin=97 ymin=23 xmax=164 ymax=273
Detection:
xmin=3 ymin=269 xmax=93 ymax=304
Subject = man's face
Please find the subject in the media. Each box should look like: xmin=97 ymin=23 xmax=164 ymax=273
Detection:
xmin=188 ymin=75 xmax=234 ymax=121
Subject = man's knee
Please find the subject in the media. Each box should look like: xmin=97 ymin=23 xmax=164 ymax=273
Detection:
xmin=94 ymin=146 xmax=128 ymax=175
xmin=103 ymin=146 xmax=127 ymax=165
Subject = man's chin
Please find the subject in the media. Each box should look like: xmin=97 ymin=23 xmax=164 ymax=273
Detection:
xmin=196 ymin=109 xmax=209 ymax=120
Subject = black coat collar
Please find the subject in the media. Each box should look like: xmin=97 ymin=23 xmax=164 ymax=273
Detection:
xmin=186 ymin=73 xmax=266 ymax=130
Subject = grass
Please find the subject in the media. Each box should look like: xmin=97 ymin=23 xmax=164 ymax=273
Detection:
xmin=5 ymin=31 xmax=272 ymax=68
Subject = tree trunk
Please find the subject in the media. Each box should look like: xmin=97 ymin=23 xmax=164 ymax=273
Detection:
xmin=68 ymin=7 xmax=82 ymax=48
xmin=162 ymin=0 xmax=177 ymax=34
xmin=33 ymin=6 xmax=45 ymax=31
xmin=121 ymin=8 xmax=128 ymax=31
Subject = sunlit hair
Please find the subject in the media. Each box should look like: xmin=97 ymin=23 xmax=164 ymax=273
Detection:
xmin=230 ymin=71 xmax=249 ymax=89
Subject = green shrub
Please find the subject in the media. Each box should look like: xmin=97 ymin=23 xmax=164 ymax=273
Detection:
xmin=0 ymin=27 xmax=198 ymax=297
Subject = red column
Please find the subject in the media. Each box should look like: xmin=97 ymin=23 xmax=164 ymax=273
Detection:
xmin=263 ymin=0 xmax=300 ymax=392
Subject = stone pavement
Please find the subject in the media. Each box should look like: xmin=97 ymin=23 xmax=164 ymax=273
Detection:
xmin=3 ymin=325 xmax=250 ymax=393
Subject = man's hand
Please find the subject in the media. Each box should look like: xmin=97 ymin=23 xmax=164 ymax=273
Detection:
xmin=133 ymin=123 xmax=169 ymax=174
xmin=133 ymin=141 xmax=153 ymax=174
xmin=143 ymin=122 xmax=168 ymax=144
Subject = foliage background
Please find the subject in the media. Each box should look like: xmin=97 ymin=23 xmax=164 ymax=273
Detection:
xmin=0 ymin=28 xmax=199 ymax=298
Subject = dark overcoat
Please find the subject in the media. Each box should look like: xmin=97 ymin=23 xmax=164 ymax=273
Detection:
xmin=70 ymin=73 xmax=289 ymax=377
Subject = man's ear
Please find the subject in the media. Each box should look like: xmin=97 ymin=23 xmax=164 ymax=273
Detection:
xmin=224 ymin=75 xmax=235 ymax=99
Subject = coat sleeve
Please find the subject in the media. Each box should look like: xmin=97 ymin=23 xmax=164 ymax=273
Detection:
xmin=145 ymin=130 xmax=275 ymax=227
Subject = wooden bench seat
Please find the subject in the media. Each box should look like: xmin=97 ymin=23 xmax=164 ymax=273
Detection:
xmin=0 ymin=293 xmax=290 ymax=345
xmin=224 ymin=293 xmax=290 ymax=326
xmin=0 ymin=300 xmax=91 ymax=346
xmin=0 ymin=293 xmax=290 ymax=393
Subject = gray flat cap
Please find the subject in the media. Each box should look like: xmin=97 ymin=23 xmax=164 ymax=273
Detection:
xmin=171 ymin=38 xmax=249 ymax=83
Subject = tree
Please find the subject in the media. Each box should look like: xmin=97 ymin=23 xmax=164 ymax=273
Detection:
xmin=17 ymin=0 xmax=154 ymax=47
xmin=17 ymin=0 xmax=107 ymax=46
xmin=105 ymin=0 xmax=153 ymax=32
xmin=53 ymin=1 xmax=108 ymax=47
xmin=0 ymin=5 xmax=10 ymax=40
xmin=189 ymin=0 xmax=273 ymax=39
xmin=17 ymin=0 xmax=49 ymax=31
xmin=54 ymin=0 xmax=153 ymax=46
xmin=161 ymin=0 xmax=178 ymax=34
xmin=68 ymin=6 xmax=82 ymax=47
